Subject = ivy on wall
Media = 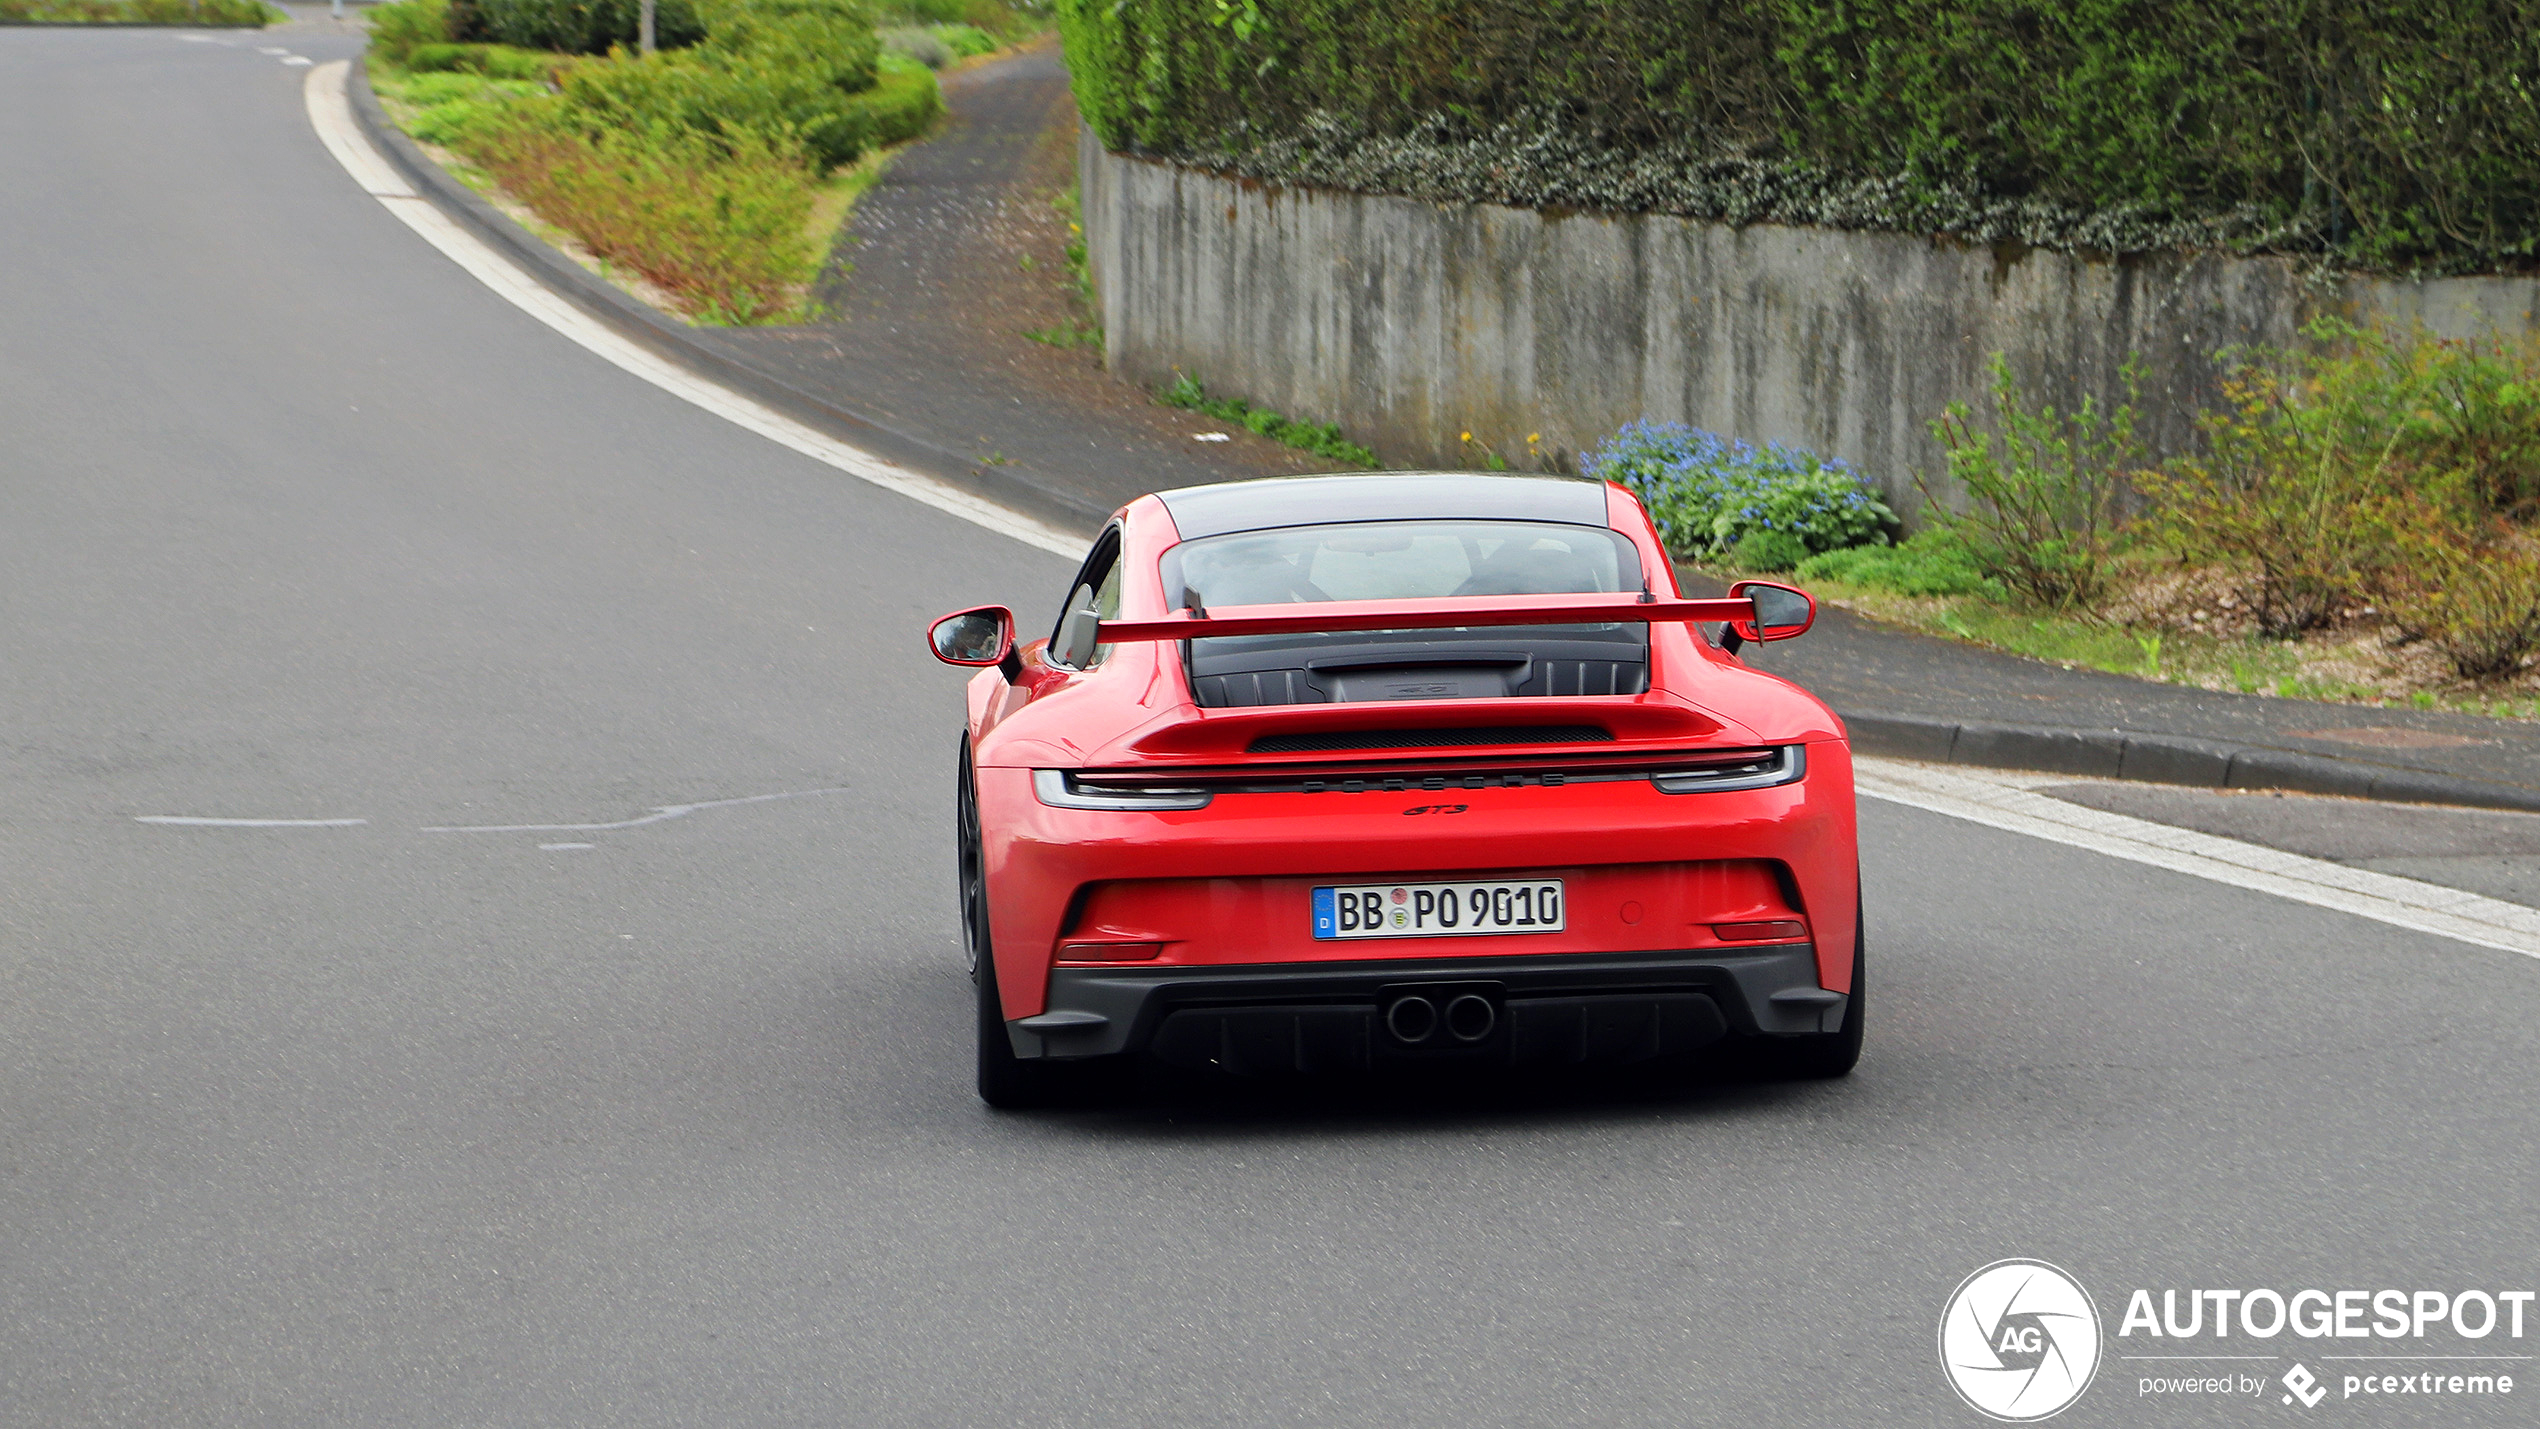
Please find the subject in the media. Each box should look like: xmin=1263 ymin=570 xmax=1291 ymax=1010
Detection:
xmin=1053 ymin=0 xmax=2540 ymax=274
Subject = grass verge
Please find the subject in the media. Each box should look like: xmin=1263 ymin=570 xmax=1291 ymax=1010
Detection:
xmin=1023 ymin=182 xmax=1101 ymax=349
xmin=1161 ymin=375 xmax=1377 ymax=468
xmin=1732 ymin=557 xmax=2540 ymax=722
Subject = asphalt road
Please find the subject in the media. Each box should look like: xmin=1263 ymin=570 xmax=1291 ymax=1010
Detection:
xmin=3 ymin=30 xmax=2536 ymax=1428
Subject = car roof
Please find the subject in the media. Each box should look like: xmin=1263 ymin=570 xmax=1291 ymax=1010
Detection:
xmin=1153 ymin=472 xmax=1610 ymax=540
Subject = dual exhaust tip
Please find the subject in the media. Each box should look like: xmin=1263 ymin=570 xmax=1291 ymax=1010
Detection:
xmin=1383 ymin=991 xmax=1497 ymax=1046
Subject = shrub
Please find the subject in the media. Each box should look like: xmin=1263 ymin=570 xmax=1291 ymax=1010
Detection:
xmin=1582 ymin=422 xmax=1893 ymax=563
xmin=2385 ymin=524 xmax=2540 ymax=682
xmin=365 ymin=0 xmax=450 ymax=61
xmin=1921 ymin=354 xmax=2142 ymax=614
xmin=1795 ymin=527 xmax=1996 ymax=598
xmin=1731 ymin=529 xmax=1807 ymax=573
xmin=399 ymin=73 xmax=548 ymax=145
xmin=855 ymin=50 xmax=946 ymax=146
xmin=2135 ymin=323 xmax=2531 ymax=637
xmin=463 ymin=102 xmax=815 ymax=320
xmin=407 ymin=41 xmax=567 ymax=80
xmin=881 ymin=21 xmax=995 ymax=66
xmin=550 ymin=0 xmax=891 ymax=170
xmin=878 ymin=23 xmax=948 ymax=67
xmin=2356 ymin=327 xmax=2540 ymax=520
xmin=931 ymin=21 xmax=997 ymax=56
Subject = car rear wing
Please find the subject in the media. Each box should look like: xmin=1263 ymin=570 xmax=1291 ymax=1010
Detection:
xmin=1094 ymin=593 xmax=1761 ymax=644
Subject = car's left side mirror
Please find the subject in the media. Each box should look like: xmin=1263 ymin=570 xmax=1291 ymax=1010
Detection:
xmin=1725 ymin=580 xmax=1816 ymax=649
xmin=928 ymin=605 xmax=1021 ymax=680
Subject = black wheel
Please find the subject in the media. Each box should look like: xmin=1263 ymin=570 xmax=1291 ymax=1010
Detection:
xmin=1774 ymin=904 xmax=1865 ymax=1080
xmin=961 ymin=740 xmax=1072 ymax=1109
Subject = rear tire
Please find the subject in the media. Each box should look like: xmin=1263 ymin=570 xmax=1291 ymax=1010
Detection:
xmin=1772 ymin=907 xmax=1865 ymax=1080
xmin=974 ymin=931 xmax=1070 ymax=1109
xmin=961 ymin=740 xmax=1082 ymax=1110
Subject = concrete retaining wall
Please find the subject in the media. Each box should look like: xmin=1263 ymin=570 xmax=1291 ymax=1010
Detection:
xmin=1081 ymin=131 xmax=2540 ymax=516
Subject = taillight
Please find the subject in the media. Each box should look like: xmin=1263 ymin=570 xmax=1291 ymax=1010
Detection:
xmin=1033 ymin=770 xmax=1212 ymax=811
xmin=1651 ymin=744 xmax=1805 ymax=793
xmin=1712 ymin=919 xmax=1807 ymax=943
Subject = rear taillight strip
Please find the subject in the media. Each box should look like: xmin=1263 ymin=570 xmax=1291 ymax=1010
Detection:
xmin=1049 ymin=745 xmax=1805 ymax=798
xmin=1649 ymin=744 xmax=1805 ymax=794
xmin=1034 ymin=769 xmax=1214 ymax=811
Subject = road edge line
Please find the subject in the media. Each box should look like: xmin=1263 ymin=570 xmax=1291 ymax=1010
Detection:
xmin=302 ymin=60 xmax=1086 ymax=559
xmin=1855 ymin=756 xmax=2540 ymax=959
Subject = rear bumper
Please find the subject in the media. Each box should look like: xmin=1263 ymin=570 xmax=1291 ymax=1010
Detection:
xmin=1010 ymin=944 xmax=1843 ymax=1068
xmin=972 ymin=741 xmax=1862 ymax=1018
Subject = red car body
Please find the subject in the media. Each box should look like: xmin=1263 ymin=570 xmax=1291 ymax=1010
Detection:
xmin=934 ymin=473 xmax=1861 ymax=1102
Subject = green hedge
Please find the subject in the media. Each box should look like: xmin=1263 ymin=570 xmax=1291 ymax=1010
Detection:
xmin=1052 ymin=0 xmax=2540 ymax=273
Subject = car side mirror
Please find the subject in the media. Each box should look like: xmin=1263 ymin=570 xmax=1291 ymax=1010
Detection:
xmin=1724 ymin=580 xmax=1816 ymax=652
xmin=929 ymin=605 xmax=1021 ymax=680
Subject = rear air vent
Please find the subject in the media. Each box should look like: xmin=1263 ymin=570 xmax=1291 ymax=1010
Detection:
xmin=1248 ymin=725 xmax=1614 ymax=753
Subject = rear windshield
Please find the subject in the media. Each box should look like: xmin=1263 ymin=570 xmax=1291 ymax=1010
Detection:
xmin=1160 ymin=520 xmax=1637 ymax=607
xmin=1158 ymin=521 xmax=1651 ymax=707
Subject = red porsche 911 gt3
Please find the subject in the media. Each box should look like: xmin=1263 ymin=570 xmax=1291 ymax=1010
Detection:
xmin=928 ymin=472 xmax=1861 ymax=1106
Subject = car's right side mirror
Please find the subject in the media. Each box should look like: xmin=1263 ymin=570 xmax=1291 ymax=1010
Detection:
xmin=1725 ymin=580 xmax=1816 ymax=650
xmin=928 ymin=605 xmax=1019 ymax=679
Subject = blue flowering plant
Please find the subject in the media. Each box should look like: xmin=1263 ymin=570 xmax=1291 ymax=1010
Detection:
xmin=1581 ymin=422 xmax=1896 ymax=571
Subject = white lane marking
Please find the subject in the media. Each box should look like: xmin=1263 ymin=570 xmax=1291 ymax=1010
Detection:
xmin=1856 ymin=757 xmax=2540 ymax=958
xmin=136 ymin=816 xmax=367 ymax=827
xmin=303 ymin=58 xmax=412 ymax=197
xmin=539 ymin=842 xmax=596 ymax=851
xmin=300 ymin=61 xmax=1083 ymax=559
xmin=178 ymin=33 xmax=215 ymax=41
xmin=421 ymin=786 xmax=851 ymax=834
xmin=257 ymin=46 xmax=288 ymax=54
xmin=283 ymin=56 xmax=313 ymax=67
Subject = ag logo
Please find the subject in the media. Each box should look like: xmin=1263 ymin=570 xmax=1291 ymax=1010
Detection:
xmin=1938 ymin=1260 xmax=2102 ymax=1421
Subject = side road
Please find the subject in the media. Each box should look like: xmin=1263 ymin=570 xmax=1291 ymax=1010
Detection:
xmin=346 ymin=44 xmax=2540 ymax=815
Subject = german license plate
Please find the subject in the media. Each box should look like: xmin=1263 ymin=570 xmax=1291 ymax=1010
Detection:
xmin=1311 ymin=879 xmax=1566 ymax=939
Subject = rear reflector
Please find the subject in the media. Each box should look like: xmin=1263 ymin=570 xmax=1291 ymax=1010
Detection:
xmin=1058 ymin=940 xmax=1166 ymax=961
xmin=1711 ymin=920 xmax=1807 ymax=943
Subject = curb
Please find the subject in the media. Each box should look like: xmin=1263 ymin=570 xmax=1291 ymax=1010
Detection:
xmin=1847 ymin=711 xmax=2540 ymax=814
xmin=343 ymin=64 xmax=1113 ymax=537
